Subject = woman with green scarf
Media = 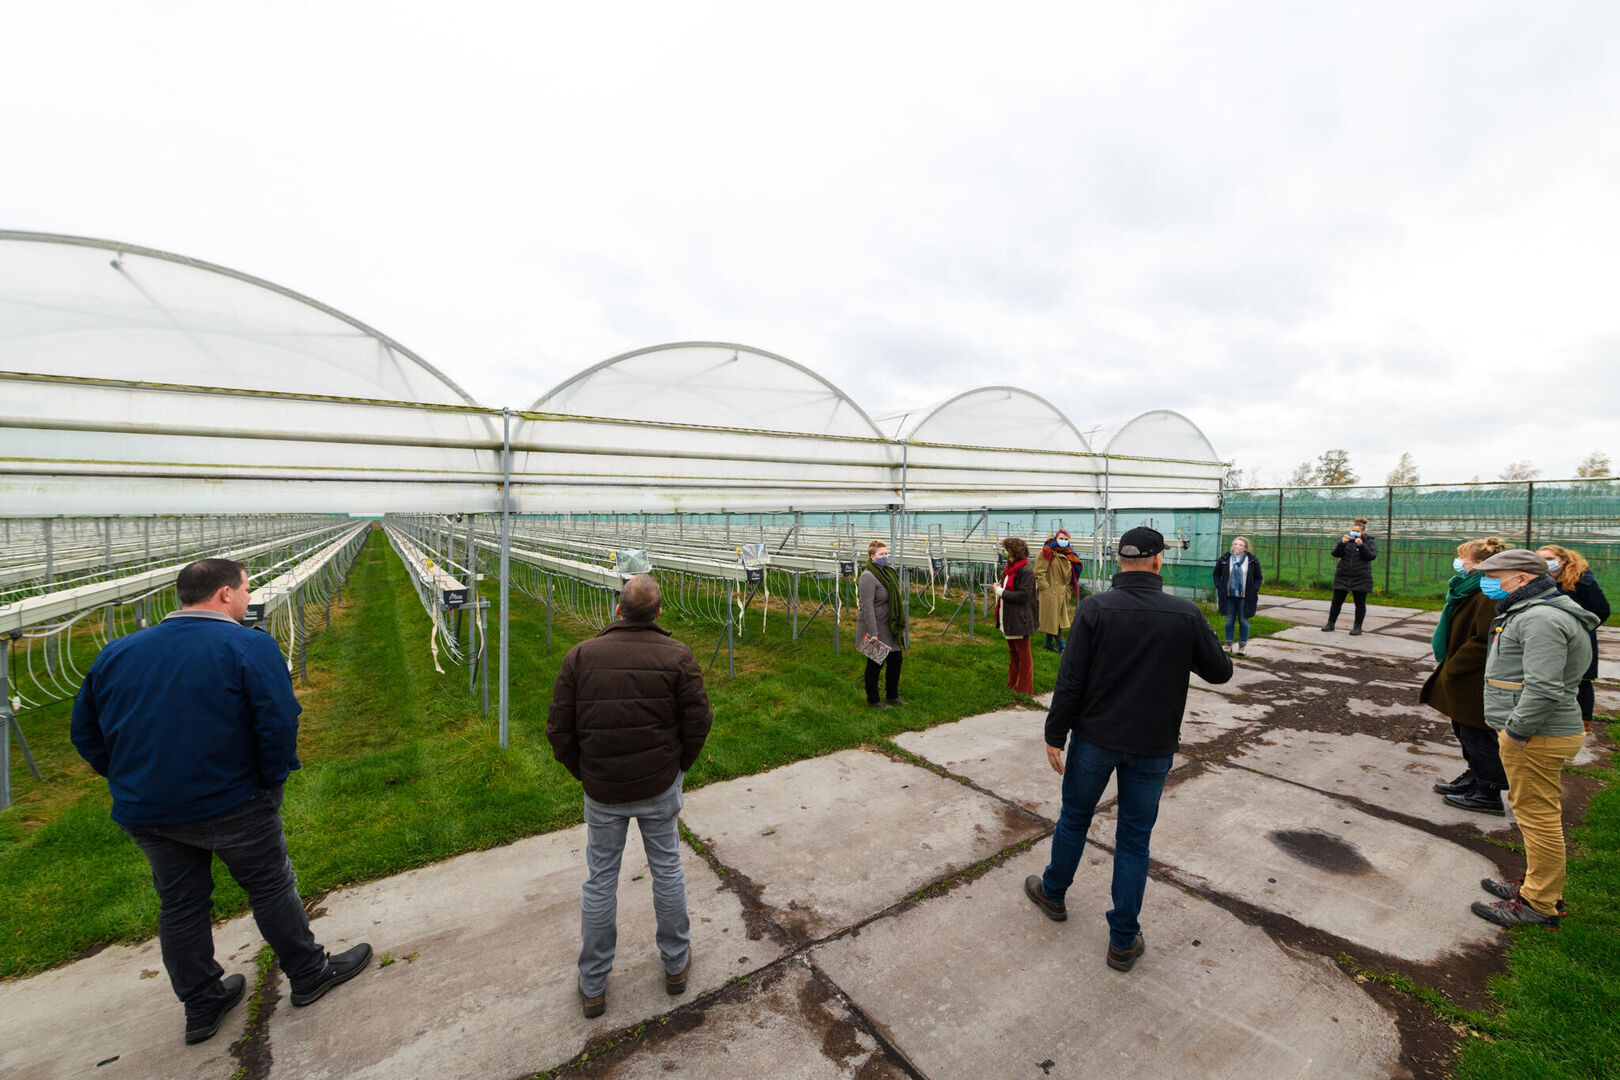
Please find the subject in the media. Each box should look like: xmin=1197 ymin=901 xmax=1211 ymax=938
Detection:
xmin=1419 ymin=536 xmax=1509 ymax=815
xmin=857 ymin=540 xmax=908 ymax=708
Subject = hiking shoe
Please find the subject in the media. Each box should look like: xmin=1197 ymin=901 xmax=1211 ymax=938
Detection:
xmin=1479 ymin=879 xmax=1567 ymax=913
xmin=1434 ymin=770 xmax=1475 ymax=795
xmin=1107 ymin=933 xmax=1146 ymax=972
xmin=665 ymin=948 xmax=691 ymax=996
xmin=290 ymin=943 xmax=372 ymax=1006
xmin=184 ymin=973 xmax=246 ymax=1045
xmin=1023 ymin=875 xmax=1066 ymax=922
xmin=1471 ymin=897 xmax=1560 ymax=928
xmin=1237 ymin=642 xmax=1247 ymax=654
xmin=580 ymin=981 xmax=606 ymax=1018
xmin=1444 ymin=790 xmax=1506 ymax=816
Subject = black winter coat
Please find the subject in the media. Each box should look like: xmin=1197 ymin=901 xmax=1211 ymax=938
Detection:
xmin=1045 ymin=572 xmax=1233 ymax=757
xmin=1562 ymin=570 xmax=1611 ymax=681
xmin=546 ymin=621 xmax=714 ymax=804
xmin=1213 ymin=552 xmax=1263 ymax=618
xmin=1331 ymin=534 xmax=1378 ymax=592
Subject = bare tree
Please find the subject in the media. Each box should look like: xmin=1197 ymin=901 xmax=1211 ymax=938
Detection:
xmin=1223 ymin=462 xmax=1245 ymax=489
xmin=1499 ymin=460 xmax=1541 ymax=481
xmin=1315 ymin=449 xmax=1358 ymax=487
xmin=1575 ymin=450 xmax=1612 ymax=478
xmin=1287 ymin=460 xmax=1316 ymax=487
xmin=1385 ymin=452 xmax=1421 ymax=486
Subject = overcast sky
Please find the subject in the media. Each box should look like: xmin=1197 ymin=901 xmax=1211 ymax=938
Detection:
xmin=5 ymin=1 xmax=1618 ymax=486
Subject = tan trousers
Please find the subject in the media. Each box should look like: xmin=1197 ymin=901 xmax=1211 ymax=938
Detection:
xmin=1498 ymin=731 xmax=1585 ymax=916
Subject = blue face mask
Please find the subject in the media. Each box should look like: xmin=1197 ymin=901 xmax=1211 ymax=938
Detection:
xmin=872 ymin=555 xmax=889 ymax=568
xmin=1479 ymin=576 xmax=1508 ymax=600
xmin=1055 ymin=539 xmax=1070 ymax=548
xmin=1349 ymin=531 xmax=1361 ymax=539
xmin=1452 ymin=557 xmax=1466 ymax=574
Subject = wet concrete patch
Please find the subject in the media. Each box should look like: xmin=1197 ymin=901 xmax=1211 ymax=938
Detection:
xmin=559 ymin=959 xmax=911 ymax=1079
xmin=263 ymin=821 xmax=770 ymax=1080
xmin=1147 ymin=766 xmax=1502 ymax=963
xmin=1269 ymin=827 xmax=1375 ymax=874
xmin=680 ymin=750 xmax=1048 ymax=943
xmin=1275 ymin=626 xmax=1435 ymax=660
xmin=812 ymin=846 xmax=1403 ymax=1080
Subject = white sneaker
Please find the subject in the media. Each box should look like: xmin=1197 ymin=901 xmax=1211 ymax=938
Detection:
xmin=1238 ymin=642 xmax=1247 ymax=654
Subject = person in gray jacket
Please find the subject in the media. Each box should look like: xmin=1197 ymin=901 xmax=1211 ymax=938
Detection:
xmin=1468 ymin=549 xmax=1599 ymax=928
xmin=857 ymin=539 xmax=907 ymax=707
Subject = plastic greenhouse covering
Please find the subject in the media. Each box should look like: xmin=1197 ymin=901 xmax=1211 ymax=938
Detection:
xmin=1 ymin=232 xmax=1224 ymax=518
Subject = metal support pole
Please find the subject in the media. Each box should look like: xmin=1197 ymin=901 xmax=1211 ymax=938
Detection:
xmin=479 ymin=600 xmax=490 ymax=717
xmin=545 ymin=573 xmax=553 ymax=650
xmin=499 ymin=408 xmax=512 ymax=749
xmin=1383 ymin=486 xmax=1394 ymax=595
xmin=295 ymin=591 xmax=307 ymax=680
xmin=1275 ymin=488 xmax=1284 ymax=583
xmin=727 ymin=579 xmax=735 ymax=679
xmin=43 ymin=519 xmax=54 ymax=586
xmin=1524 ymin=480 xmax=1535 ymax=549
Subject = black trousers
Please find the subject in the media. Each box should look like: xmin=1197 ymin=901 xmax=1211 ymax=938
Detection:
xmin=1452 ymin=720 xmax=1508 ymax=789
xmin=1578 ymin=679 xmax=1594 ymax=727
xmin=864 ymin=651 xmax=903 ymax=703
xmin=1328 ymin=589 xmax=1368 ymax=626
xmin=121 ymin=785 xmax=327 ymax=1018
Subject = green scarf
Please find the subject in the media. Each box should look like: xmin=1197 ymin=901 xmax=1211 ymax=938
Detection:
xmin=867 ymin=558 xmax=907 ymax=641
xmin=1432 ymin=570 xmax=1482 ymax=662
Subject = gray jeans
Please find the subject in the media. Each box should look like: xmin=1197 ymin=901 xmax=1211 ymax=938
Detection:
xmin=579 ymin=774 xmax=689 ymax=996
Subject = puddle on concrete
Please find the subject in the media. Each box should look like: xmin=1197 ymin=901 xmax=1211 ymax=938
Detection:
xmin=1267 ymin=828 xmax=1374 ymax=875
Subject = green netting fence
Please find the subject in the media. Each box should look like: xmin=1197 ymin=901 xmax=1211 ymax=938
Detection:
xmin=1221 ymin=479 xmax=1619 ymax=619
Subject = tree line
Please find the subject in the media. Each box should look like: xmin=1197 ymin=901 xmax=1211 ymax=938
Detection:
xmin=1224 ymin=449 xmax=1612 ymax=490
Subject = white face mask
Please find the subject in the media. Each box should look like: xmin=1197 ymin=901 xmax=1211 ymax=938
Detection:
xmin=1545 ymin=558 xmax=1560 ymax=572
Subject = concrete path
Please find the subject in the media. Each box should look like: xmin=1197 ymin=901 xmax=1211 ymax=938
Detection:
xmin=1 ymin=618 xmax=1613 ymax=1080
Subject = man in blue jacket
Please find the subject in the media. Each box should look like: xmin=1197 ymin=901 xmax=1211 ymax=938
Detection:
xmin=72 ymin=558 xmax=370 ymax=1045
xmin=1025 ymin=527 xmax=1233 ymax=972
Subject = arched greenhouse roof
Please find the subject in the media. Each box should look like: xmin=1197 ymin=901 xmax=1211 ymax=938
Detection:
xmin=1103 ymin=409 xmax=1219 ymax=463
xmin=0 ymin=231 xmax=477 ymax=405
xmin=529 ymin=342 xmax=884 ymax=439
xmin=876 ymin=386 xmax=1093 ymax=453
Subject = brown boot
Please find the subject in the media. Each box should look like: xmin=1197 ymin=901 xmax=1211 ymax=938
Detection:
xmin=1107 ymin=933 xmax=1145 ymax=972
xmin=665 ymin=948 xmax=691 ymax=996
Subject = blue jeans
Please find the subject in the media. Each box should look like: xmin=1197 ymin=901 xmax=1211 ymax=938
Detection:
xmin=1040 ymin=736 xmax=1174 ymax=950
xmin=120 ymin=784 xmax=327 ymax=1019
xmin=579 ymin=774 xmax=690 ymax=996
xmin=1223 ymin=602 xmax=1250 ymax=644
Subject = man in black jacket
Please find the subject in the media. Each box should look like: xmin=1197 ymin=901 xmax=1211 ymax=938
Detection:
xmin=547 ymin=574 xmax=713 ymax=1019
xmin=1024 ymin=528 xmax=1232 ymax=971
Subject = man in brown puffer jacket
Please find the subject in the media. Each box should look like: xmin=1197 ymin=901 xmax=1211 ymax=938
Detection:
xmin=546 ymin=574 xmax=713 ymax=1019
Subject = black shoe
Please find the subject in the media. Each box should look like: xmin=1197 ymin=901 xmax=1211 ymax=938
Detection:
xmin=665 ymin=948 xmax=690 ymax=996
xmin=1107 ymin=933 xmax=1146 ymax=972
xmin=1434 ymin=770 xmax=1475 ymax=795
xmin=1348 ymin=626 xmax=1363 ymax=636
xmin=290 ymin=943 xmax=372 ymax=1007
xmin=885 ymin=697 xmax=907 ymax=706
xmin=1023 ymin=875 xmax=1066 ymax=921
xmin=1444 ymin=789 xmax=1506 ymax=816
xmin=184 ymin=973 xmax=247 ymax=1045
xmin=1320 ymin=623 xmax=1336 ymax=632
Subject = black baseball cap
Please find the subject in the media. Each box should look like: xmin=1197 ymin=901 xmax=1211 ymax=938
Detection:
xmin=1118 ymin=526 xmax=1166 ymax=558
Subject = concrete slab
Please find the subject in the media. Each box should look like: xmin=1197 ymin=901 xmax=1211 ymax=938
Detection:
xmin=1191 ymin=661 xmax=1285 ymax=696
xmin=812 ymin=847 xmax=1403 ymax=1080
xmin=1593 ymin=683 xmax=1620 ymax=715
xmin=680 ymin=750 xmax=1048 ymax=942
xmin=1148 ymin=767 xmax=1501 ymax=963
xmin=1180 ymin=687 xmax=1271 ymax=747
xmin=1258 ymin=610 xmax=1407 ymax=632
xmin=1599 ymin=659 xmax=1619 ymax=681
xmin=1233 ymin=638 xmax=1358 ymax=666
xmin=266 ymin=821 xmax=776 ymax=1080
xmin=1275 ymin=626 xmax=1435 ymax=660
xmin=0 ymin=913 xmax=260 ymax=1080
xmin=1230 ymin=728 xmax=1516 ymax=831
xmin=893 ymin=708 xmax=1085 ymax=820
xmin=572 ymin=960 xmax=910 ymax=1079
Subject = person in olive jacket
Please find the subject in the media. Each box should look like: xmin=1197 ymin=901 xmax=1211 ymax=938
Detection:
xmin=1468 ymin=550 xmax=1598 ymax=928
xmin=1420 ymin=536 xmax=1509 ymax=815
xmin=994 ymin=536 xmax=1039 ymax=694
xmin=1322 ymin=517 xmax=1378 ymax=635
xmin=1036 ymin=529 xmax=1082 ymax=653
xmin=547 ymin=575 xmax=714 ymax=1018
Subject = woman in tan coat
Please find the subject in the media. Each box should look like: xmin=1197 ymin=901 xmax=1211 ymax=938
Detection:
xmin=1036 ymin=529 xmax=1081 ymax=653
